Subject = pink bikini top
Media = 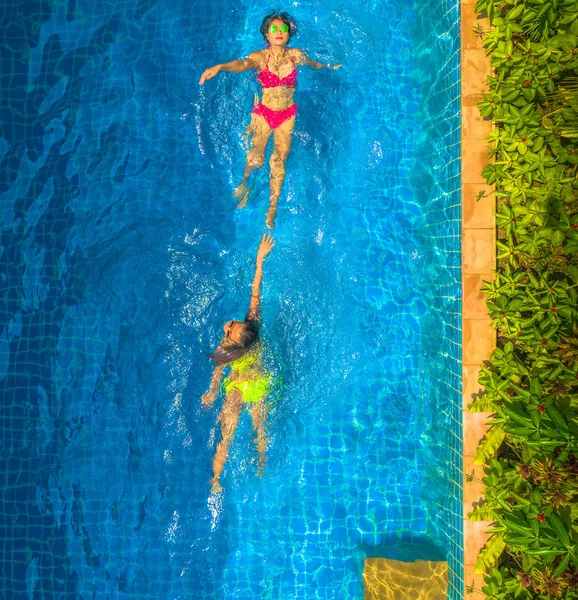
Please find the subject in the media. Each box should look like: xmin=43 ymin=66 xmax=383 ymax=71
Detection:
xmin=257 ymin=51 xmax=297 ymax=89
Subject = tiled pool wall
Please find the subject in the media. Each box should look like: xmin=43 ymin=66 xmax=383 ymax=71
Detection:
xmin=415 ymin=0 xmax=464 ymax=595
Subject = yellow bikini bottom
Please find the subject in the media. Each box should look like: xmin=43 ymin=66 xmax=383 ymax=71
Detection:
xmin=223 ymin=374 xmax=272 ymax=404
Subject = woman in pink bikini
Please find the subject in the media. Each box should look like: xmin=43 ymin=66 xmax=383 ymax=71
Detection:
xmin=199 ymin=11 xmax=342 ymax=229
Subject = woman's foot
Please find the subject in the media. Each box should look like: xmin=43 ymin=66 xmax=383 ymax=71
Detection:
xmin=233 ymin=183 xmax=252 ymax=209
xmin=210 ymin=478 xmax=223 ymax=494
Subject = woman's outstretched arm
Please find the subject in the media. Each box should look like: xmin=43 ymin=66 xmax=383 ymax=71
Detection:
xmin=289 ymin=48 xmax=342 ymax=70
xmin=201 ymin=364 xmax=225 ymax=407
xmin=199 ymin=52 xmax=261 ymax=85
xmin=247 ymin=233 xmax=275 ymax=321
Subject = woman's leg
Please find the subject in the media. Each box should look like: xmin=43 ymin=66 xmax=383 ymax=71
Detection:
xmin=249 ymin=400 xmax=269 ymax=476
xmin=267 ymin=115 xmax=295 ymax=229
xmin=211 ymin=389 xmax=244 ymax=493
xmin=234 ymin=114 xmax=272 ymax=209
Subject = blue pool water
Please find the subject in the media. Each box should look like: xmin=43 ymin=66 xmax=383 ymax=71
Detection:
xmin=0 ymin=0 xmax=462 ymax=598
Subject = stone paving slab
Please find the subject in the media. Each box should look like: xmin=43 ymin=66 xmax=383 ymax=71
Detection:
xmin=461 ymin=0 xmax=495 ymax=597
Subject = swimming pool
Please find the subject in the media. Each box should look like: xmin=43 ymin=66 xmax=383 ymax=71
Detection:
xmin=0 ymin=0 xmax=462 ymax=598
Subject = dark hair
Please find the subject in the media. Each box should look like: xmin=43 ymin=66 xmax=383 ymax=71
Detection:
xmin=210 ymin=320 xmax=259 ymax=365
xmin=260 ymin=11 xmax=298 ymax=40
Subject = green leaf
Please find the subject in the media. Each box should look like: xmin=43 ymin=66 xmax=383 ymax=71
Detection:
xmin=554 ymin=553 xmax=571 ymax=577
xmin=548 ymin=514 xmax=570 ymax=548
xmin=522 ymin=553 xmax=537 ymax=571
xmin=469 ymin=397 xmax=498 ymax=412
xmin=505 ymin=90 xmax=521 ymax=102
xmin=503 ymin=513 xmax=533 ymax=536
xmin=552 ymin=229 xmax=565 ymax=246
xmin=525 ymin=548 xmax=564 ymax=557
xmin=469 ymin=503 xmax=497 ymax=522
xmin=530 ymin=492 xmax=542 ymax=510
xmin=522 ymin=443 xmax=537 ymax=463
xmin=503 ymin=404 xmax=533 ymax=428
xmin=474 ymin=533 xmax=506 ymax=574
xmin=506 ymin=3 xmax=525 ymax=20
xmin=507 ymin=535 xmax=537 ymax=545
xmin=546 ymin=406 xmax=569 ymax=433
xmin=533 ymin=136 xmax=544 ymax=152
xmin=474 ymin=425 xmax=506 ymax=465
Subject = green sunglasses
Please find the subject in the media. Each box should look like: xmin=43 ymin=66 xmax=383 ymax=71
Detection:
xmin=269 ymin=24 xmax=289 ymax=34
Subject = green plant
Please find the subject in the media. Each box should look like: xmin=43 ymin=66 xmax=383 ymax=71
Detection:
xmin=543 ymin=77 xmax=578 ymax=139
xmin=469 ymin=0 xmax=578 ymax=596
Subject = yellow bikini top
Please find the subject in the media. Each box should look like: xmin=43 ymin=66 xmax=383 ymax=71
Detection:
xmin=229 ymin=348 xmax=260 ymax=374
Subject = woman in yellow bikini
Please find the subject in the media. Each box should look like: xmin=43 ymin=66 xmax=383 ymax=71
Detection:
xmin=201 ymin=233 xmax=275 ymax=493
xmin=199 ymin=11 xmax=342 ymax=229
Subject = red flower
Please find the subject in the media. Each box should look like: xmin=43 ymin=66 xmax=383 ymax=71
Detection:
xmin=551 ymin=307 xmax=557 ymax=312
xmin=507 ymin=56 xmax=512 ymax=61
xmin=517 ymin=332 xmax=523 ymax=336
xmin=537 ymin=405 xmax=545 ymax=413
xmin=522 ymin=80 xmax=531 ymax=87
xmin=521 ymin=137 xmax=527 ymax=142
xmin=510 ymin=251 xmax=515 ymax=255
xmin=511 ymin=217 xmax=516 ymax=222
xmin=537 ymin=513 xmax=545 ymax=522
xmin=571 ymin=224 xmax=578 ymax=230
xmin=542 ymin=339 xmax=548 ymax=345
xmin=551 ymin=288 xmax=556 ymax=293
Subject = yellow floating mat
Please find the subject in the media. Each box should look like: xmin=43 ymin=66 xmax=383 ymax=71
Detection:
xmin=363 ymin=558 xmax=448 ymax=600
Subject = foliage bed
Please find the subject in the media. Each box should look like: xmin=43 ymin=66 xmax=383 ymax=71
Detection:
xmin=468 ymin=0 xmax=578 ymax=596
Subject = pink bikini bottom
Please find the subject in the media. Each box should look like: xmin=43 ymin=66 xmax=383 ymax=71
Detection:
xmin=252 ymin=103 xmax=297 ymax=129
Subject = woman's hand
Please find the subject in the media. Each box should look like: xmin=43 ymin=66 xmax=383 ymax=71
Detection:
xmin=201 ymin=389 xmax=217 ymax=408
xmin=199 ymin=64 xmax=221 ymax=85
xmin=256 ymin=232 xmax=275 ymax=263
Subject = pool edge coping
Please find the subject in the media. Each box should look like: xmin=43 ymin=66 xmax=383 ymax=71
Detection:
xmin=460 ymin=1 xmax=496 ymax=598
